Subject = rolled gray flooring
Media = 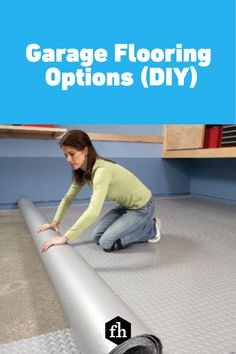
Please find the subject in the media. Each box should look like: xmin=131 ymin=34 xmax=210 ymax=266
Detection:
xmin=40 ymin=196 xmax=236 ymax=354
xmin=18 ymin=198 xmax=160 ymax=354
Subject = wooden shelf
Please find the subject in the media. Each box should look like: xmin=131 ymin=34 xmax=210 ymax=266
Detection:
xmin=87 ymin=132 xmax=163 ymax=143
xmin=0 ymin=125 xmax=163 ymax=143
xmin=0 ymin=125 xmax=66 ymax=139
xmin=162 ymin=147 xmax=236 ymax=158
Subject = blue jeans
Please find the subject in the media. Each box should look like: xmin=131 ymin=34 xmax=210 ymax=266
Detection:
xmin=91 ymin=198 xmax=156 ymax=251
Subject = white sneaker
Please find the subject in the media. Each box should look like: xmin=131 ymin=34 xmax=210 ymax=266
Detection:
xmin=148 ymin=217 xmax=161 ymax=243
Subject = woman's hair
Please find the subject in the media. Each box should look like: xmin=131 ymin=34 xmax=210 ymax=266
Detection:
xmin=59 ymin=130 xmax=114 ymax=185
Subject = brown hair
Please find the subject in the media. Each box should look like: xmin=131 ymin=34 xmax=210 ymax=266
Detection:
xmin=59 ymin=130 xmax=114 ymax=185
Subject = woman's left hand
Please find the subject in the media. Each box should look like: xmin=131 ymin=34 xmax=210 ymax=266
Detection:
xmin=41 ymin=236 xmax=68 ymax=252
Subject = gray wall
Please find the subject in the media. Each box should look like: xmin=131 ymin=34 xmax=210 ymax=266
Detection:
xmin=190 ymin=159 xmax=236 ymax=202
xmin=1 ymin=125 xmax=235 ymax=209
xmin=0 ymin=124 xmax=163 ymax=159
xmin=0 ymin=125 xmax=191 ymax=209
xmin=0 ymin=157 xmax=190 ymax=209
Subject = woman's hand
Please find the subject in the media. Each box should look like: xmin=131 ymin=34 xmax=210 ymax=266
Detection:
xmin=41 ymin=236 xmax=68 ymax=252
xmin=37 ymin=221 xmax=59 ymax=233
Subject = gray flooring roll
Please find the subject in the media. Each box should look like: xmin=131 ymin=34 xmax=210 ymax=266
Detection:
xmin=109 ymin=335 xmax=162 ymax=353
xmin=18 ymin=198 xmax=162 ymax=354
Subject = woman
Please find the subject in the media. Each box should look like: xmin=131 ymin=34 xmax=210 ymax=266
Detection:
xmin=37 ymin=130 xmax=161 ymax=252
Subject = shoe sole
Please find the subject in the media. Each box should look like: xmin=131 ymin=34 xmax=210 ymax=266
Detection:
xmin=148 ymin=218 xmax=161 ymax=243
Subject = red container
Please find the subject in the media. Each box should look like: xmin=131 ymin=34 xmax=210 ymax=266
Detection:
xmin=204 ymin=125 xmax=223 ymax=148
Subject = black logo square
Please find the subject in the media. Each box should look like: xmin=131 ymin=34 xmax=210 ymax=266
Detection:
xmin=105 ymin=316 xmax=131 ymax=345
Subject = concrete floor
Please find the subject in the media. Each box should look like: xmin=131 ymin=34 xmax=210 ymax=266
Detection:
xmin=0 ymin=209 xmax=68 ymax=345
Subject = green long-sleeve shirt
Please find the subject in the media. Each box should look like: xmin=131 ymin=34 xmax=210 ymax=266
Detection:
xmin=53 ymin=158 xmax=152 ymax=241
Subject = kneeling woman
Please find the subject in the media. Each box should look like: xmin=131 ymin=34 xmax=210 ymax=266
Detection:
xmin=37 ymin=130 xmax=161 ymax=252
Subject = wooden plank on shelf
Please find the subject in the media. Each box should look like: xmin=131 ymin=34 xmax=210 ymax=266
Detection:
xmin=0 ymin=125 xmax=163 ymax=143
xmin=0 ymin=125 xmax=66 ymax=139
xmin=88 ymin=132 xmax=163 ymax=143
xmin=162 ymin=147 xmax=236 ymax=158
xmin=165 ymin=124 xmax=205 ymax=150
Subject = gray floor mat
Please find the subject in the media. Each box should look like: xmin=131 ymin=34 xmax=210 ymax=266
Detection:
xmin=3 ymin=197 xmax=235 ymax=354
xmin=0 ymin=329 xmax=81 ymax=354
xmin=40 ymin=197 xmax=236 ymax=354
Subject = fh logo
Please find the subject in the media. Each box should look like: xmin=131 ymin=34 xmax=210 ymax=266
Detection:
xmin=105 ymin=316 xmax=131 ymax=345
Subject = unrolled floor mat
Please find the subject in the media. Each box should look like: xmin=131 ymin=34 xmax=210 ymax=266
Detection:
xmin=0 ymin=329 xmax=81 ymax=354
xmin=0 ymin=332 xmax=162 ymax=354
xmin=40 ymin=197 xmax=236 ymax=354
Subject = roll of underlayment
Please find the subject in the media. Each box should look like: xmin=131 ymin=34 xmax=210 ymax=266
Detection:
xmin=18 ymin=198 xmax=162 ymax=354
xmin=109 ymin=335 xmax=162 ymax=354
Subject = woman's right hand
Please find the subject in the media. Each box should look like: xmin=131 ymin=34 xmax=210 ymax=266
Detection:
xmin=37 ymin=221 xmax=59 ymax=234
